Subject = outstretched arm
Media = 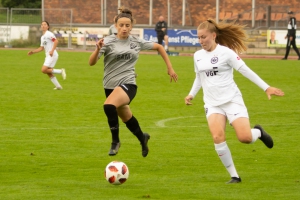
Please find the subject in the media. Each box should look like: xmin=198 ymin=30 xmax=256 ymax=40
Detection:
xmin=238 ymin=65 xmax=284 ymax=99
xmin=152 ymin=43 xmax=178 ymax=82
xmin=89 ymin=38 xmax=104 ymax=66
xmin=27 ymin=46 xmax=44 ymax=55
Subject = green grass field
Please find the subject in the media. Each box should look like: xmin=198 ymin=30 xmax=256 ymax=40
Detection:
xmin=0 ymin=49 xmax=299 ymax=200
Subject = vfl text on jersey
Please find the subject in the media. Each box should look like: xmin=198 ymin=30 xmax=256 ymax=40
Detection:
xmin=205 ymin=67 xmax=219 ymax=77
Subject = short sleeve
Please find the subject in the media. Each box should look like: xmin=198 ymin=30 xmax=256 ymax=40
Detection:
xmin=139 ymin=38 xmax=154 ymax=50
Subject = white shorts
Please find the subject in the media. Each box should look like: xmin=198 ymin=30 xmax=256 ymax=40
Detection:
xmin=43 ymin=55 xmax=58 ymax=68
xmin=204 ymin=95 xmax=249 ymax=124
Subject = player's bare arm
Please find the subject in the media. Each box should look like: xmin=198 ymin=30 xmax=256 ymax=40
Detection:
xmin=49 ymin=39 xmax=58 ymax=57
xmin=89 ymin=38 xmax=105 ymax=66
xmin=27 ymin=46 xmax=44 ymax=55
xmin=152 ymin=43 xmax=178 ymax=82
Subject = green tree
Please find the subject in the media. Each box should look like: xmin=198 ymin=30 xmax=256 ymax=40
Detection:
xmin=1 ymin=0 xmax=41 ymax=8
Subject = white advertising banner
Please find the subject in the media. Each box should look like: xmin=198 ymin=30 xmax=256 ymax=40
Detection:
xmin=0 ymin=26 xmax=29 ymax=42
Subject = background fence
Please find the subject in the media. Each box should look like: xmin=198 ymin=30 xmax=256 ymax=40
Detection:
xmin=0 ymin=2 xmax=297 ymax=48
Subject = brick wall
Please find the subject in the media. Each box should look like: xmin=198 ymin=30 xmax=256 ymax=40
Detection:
xmin=44 ymin=0 xmax=300 ymax=26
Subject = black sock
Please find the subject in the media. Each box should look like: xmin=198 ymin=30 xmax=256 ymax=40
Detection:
xmin=125 ymin=116 xmax=144 ymax=143
xmin=103 ymin=104 xmax=119 ymax=143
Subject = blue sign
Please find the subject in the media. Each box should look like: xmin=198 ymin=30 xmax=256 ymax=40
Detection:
xmin=144 ymin=29 xmax=201 ymax=47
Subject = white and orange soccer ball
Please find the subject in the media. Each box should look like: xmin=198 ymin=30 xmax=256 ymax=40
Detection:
xmin=104 ymin=161 xmax=129 ymax=185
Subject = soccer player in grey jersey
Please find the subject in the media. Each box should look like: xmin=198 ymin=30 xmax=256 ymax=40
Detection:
xmin=89 ymin=8 xmax=178 ymax=157
xmin=108 ymin=15 xmax=118 ymax=35
xmin=185 ymin=19 xmax=284 ymax=183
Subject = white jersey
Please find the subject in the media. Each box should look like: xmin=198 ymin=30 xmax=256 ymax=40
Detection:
xmin=40 ymin=30 xmax=58 ymax=56
xmin=189 ymin=44 xmax=269 ymax=106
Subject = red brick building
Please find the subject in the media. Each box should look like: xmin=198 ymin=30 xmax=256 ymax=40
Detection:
xmin=44 ymin=0 xmax=300 ymax=27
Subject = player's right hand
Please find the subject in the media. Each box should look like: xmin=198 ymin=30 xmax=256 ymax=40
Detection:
xmin=96 ymin=38 xmax=104 ymax=50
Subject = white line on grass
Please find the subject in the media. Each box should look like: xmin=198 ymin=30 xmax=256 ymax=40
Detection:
xmin=155 ymin=113 xmax=300 ymax=128
xmin=155 ymin=116 xmax=198 ymax=127
xmin=1 ymin=110 xmax=299 ymax=131
xmin=0 ymin=122 xmax=298 ymax=131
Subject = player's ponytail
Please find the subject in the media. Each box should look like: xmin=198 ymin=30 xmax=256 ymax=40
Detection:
xmin=198 ymin=19 xmax=248 ymax=53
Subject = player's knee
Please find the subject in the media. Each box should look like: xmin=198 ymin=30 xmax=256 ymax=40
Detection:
xmin=103 ymin=104 xmax=117 ymax=117
xmin=41 ymin=67 xmax=50 ymax=74
xmin=211 ymin=133 xmax=225 ymax=143
xmin=237 ymin=134 xmax=252 ymax=143
xmin=41 ymin=68 xmax=47 ymax=73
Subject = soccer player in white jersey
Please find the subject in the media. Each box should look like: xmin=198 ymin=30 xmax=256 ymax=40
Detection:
xmin=27 ymin=21 xmax=66 ymax=90
xmin=184 ymin=19 xmax=284 ymax=183
xmin=89 ymin=8 xmax=178 ymax=157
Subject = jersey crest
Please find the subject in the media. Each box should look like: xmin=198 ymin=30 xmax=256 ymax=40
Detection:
xmin=211 ymin=57 xmax=218 ymax=64
xmin=130 ymin=43 xmax=137 ymax=49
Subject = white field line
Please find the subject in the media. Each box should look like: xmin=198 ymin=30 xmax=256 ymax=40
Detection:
xmin=1 ymin=110 xmax=299 ymax=130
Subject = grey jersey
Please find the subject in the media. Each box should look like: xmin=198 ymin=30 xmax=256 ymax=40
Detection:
xmin=108 ymin=24 xmax=117 ymax=35
xmin=98 ymin=35 xmax=154 ymax=89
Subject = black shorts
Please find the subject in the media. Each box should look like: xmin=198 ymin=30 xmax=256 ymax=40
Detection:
xmin=157 ymin=33 xmax=165 ymax=45
xmin=104 ymin=84 xmax=137 ymax=104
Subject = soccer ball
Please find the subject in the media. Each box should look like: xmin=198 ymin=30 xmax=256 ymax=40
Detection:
xmin=105 ymin=161 xmax=129 ymax=185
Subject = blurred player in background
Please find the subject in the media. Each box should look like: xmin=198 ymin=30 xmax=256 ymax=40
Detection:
xmin=155 ymin=15 xmax=169 ymax=51
xmin=108 ymin=15 xmax=118 ymax=35
xmin=27 ymin=21 xmax=66 ymax=90
xmin=185 ymin=19 xmax=284 ymax=183
xmin=89 ymin=8 xmax=178 ymax=157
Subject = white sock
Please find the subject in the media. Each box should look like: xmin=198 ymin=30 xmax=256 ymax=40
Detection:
xmin=215 ymin=141 xmax=239 ymax=178
xmin=52 ymin=69 xmax=62 ymax=74
xmin=250 ymin=128 xmax=261 ymax=143
xmin=50 ymin=76 xmax=62 ymax=88
xmin=164 ymin=45 xmax=168 ymax=50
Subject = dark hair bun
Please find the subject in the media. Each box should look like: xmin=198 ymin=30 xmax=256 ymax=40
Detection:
xmin=120 ymin=8 xmax=132 ymax=16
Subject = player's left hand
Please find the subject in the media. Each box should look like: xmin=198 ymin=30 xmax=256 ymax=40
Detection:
xmin=184 ymin=95 xmax=193 ymax=105
xmin=265 ymin=87 xmax=284 ymax=100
